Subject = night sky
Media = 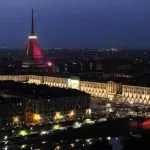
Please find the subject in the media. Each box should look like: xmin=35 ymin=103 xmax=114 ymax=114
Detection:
xmin=0 ymin=0 xmax=150 ymax=48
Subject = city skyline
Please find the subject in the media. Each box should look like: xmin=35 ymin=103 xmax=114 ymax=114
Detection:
xmin=0 ymin=1 xmax=150 ymax=150
xmin=0 ymin=0 xmax=150 ymax=48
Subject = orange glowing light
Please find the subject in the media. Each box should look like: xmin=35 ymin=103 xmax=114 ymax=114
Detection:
xmin=13 ymin=116 xmax=20 ymax=124
xmin=54 ymin=112 xmax=63 ymax=120
xmin=68 ymin=110 xmax=75 ymax=118
xmin=33 ymin=113 xmax=41 ymax=121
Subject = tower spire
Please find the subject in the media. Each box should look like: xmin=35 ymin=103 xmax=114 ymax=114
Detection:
xmin=31 ymin=8 xmax=35 ymax=35
xmin=23 ymin=9 xmax=44 ymax=68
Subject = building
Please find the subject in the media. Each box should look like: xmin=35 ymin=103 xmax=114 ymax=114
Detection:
xmin=0 ymin=75 xmax=150 ymax=105
xmin=0 ymin=80 xmax=90 ymax=125
xmin=122 ymin=85 xmax=150 ymax=105
xmin=0 ymin=83 xmax=25 ymax=126
xmin=26 ymin=93 xmax=90 ymax=125
xmin=22 ymin=9 xmax=44 ymax=68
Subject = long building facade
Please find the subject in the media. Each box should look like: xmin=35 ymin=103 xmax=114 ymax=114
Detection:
xmin=0 ymin=75 xmax=150 ymax=105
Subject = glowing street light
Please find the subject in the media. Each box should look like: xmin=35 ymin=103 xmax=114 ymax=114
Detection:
xmin=52 ymin=124 xmax=61 ymax=130
xmin=84 ymin=119 xmax=94 ymax=124
xmin=20 ymin=144 xmax=27 ymax=149
xmin=4 ymin=135 xmax=8 ymax=140
xmin=68 ymin=110 xmax=75 ymax=118
xmin=54 ymin=112 xmax=63 ymax=120
xmin=19 ymin=130 xmax=27 ymax=136
xmin=13 ymin=116 xmax=20 ymax=124
xmin=73 ymin=122 xmax=82 ymax=129
xmin=33 ymin=113 xmax=41 ymax=122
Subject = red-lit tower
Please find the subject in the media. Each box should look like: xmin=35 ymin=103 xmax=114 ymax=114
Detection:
xmin=22 ymin=9 xmax=44 ymax=68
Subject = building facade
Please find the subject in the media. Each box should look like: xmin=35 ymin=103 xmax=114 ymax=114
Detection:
xmin=0 ymin=95 xmax=25 ymax=126
xmin=0 ymin=75 xmax=150 ymax=105
xmin=26 ymin=95 xmax=90 ymax=124
xmin=0 ymin=80 xmax=90 ymax=125
xmin=122 ymin=85 xmax=150 ymax=105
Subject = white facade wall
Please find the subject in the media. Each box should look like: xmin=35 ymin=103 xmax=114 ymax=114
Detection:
xmin=122 ymin=85 xmax=150 ymax=104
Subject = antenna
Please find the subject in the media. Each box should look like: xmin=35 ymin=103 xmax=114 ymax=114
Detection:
xmin=31 ymin=8 xmax=35 ymax=35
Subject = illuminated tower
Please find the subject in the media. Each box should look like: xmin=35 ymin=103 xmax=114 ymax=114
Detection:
xmin=22 ymin=9 xmax=44 ymax=68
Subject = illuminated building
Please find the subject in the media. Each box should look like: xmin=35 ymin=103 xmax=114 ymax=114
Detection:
xmin=122 ymin=85 xmax=150 ymax=105
xmin=26 ymin=91 xmax=90 ymax=124
xmin=0 ymin=92 xmax=25 ymax=126
xmin=22 ymin=9 xmax=44 ymax=68
xmin=0 ymin=75 xmax=150 ymax=105
xmin=25 ymin=112 xmax=42 ymax=125
xmin=0 ymin=80 xmax=90 ymax=125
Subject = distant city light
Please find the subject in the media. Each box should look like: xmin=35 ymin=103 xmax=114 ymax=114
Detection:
xmin=53 ymin=124 xmax=61 ymax=130
xmin=54 ymin=112 xmax=63 ymax=120
xmin=86 ymin=108 xmax=92 ymax=115
xmin=4 ymin=135 xmax=8 ymax=140
xmin=106 ymin=103 xmax=111 ymax=107
xmin=4 ymin=146 xmax=8 ymax=150
xmin=13 ymin=116 xmax=20 ymax=124
xmin=84 ymin=119 xmax=94 ymax=124
xmin=47 ymin=61 xmax=52 ymax=67
xmin=33 ymin=113 xmax=41 ymax=122
xmin=70 ymin=143 xmax=75 ymax=148
xmin=55 ymin=145 xmax=60 ymax=150
xmin=19 ymin=130 xmax=27 ymax=136
xmin=41 ymin=130 xmax=48 ymax=135
xmin=107 ymin=137 xmax=111 ymax=140
xmin=73 ymin=122 xmax=82 ymax=129
xmin=20 ymin=144 xmax=27 ymax=149
xmin=68 ymin=110 xmax=76 ymax=119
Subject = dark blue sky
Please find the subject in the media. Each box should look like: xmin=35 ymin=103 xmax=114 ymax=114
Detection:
xmin=0 ymin=0 xmax=150 ymax=48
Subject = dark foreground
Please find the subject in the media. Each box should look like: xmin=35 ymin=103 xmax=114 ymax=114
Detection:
xmin=1 ymin=117 xmax=150 ymax=150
